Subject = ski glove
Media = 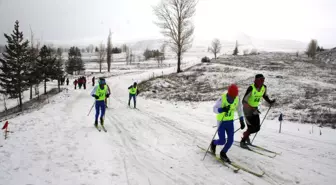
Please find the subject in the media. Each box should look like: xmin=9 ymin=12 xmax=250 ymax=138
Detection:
xmin=93 ymin=95 xmax=99 ymax=99
xmin=270 ymin=99 xmax=276 ymax=105
xmin=218 ymin=105 xmax=230 ymax=113
xmin=239 ymin=117 xmax=245 ymax=130
xmin=106 ymin=94 xmax=110 ymax=98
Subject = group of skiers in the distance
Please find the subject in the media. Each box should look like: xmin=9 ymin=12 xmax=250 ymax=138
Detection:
xmin=210 ymin=74 xmax=276 ymax=163
xmin=90 ymin=76 xmax=139 ymax=128
xmin=73 ymin=76 xmax=87 ymax=89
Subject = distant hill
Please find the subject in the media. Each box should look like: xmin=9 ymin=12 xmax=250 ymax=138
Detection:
xmin=316 ymin=47 xmax=336 ymax=65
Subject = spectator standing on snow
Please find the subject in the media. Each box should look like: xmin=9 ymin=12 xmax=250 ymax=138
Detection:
xmin=92 ymin=76 xmax=95 ymax=86
xmin=78 ymin=77 xmax=83 ymax=89
xmin=83 ymin=76 xmax=87 ymax=89
xmin=74 ymin=79 xmax=78 ymax=89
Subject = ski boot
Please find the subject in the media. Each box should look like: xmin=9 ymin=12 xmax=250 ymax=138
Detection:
xmin=240 ymin=138 xmax=249 ymax=149
xmin=100 ymin=117 xmax=104 ymax=126
xmin=246 ymin=137 xmax=252 ymax=145
xmin=94 ymin=120 xmax=98 ymax=127
xmin=210 ymin=140 xmax=216 ymax=154
xmin=220 ymin=151 xmax=231 ymax=164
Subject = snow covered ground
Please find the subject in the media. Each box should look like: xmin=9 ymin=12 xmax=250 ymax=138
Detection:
xmin=0 ymin=52 xmax=336 ymax=185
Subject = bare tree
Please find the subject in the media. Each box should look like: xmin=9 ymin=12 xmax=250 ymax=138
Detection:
xmin=106 ymin=30 xmax=112 ymax=72
xmin=96 ymin=42 xmax=106 ymax=73
xmin=160 ymin=43 xmax=166 ymax=61
xmin=126 ymin=47 xmax=130 ymax=65
xmin=153 ymin=0 xmax=197 ymax=73
xmin=87 ymin=44 xmax=94 ymax=53
xmin=209 ymin=38 xmax=221 ymax=59
xmin=306 ymin=39 xmax=318 ymax=58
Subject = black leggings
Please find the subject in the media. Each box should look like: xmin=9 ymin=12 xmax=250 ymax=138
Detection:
xmin=245 ymin=115 xmax=260 ymax=134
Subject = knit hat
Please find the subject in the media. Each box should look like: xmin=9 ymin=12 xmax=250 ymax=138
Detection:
xmin=227 ymin=84 xmax=239 ymax=97
xmin=255 ymin=74 xmax=265 ymax=79
xmin=99 ymin=78 xmax=106 ymax=85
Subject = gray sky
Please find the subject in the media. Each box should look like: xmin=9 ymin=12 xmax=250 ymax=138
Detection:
xmin=0 ymin=0 xmax=335 ymax=47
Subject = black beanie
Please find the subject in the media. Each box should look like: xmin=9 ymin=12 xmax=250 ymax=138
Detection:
xmin=255 ymin=74 xmax=264 ymax=79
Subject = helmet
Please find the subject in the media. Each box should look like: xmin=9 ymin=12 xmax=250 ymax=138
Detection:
xmin=227 ymin=84 xmax=239 ymax=97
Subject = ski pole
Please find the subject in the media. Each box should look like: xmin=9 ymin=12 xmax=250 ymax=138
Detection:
xmin=87 ymin=101 xmax=95 ymax=116
xmin=202 ymin=121 xmax=222 ymax=161
xmin=251 ymin=105 xmax=272 ymax=144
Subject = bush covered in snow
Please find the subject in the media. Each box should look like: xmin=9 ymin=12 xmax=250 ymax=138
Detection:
xmin=201 ymin=56 xmax=210 ymax=63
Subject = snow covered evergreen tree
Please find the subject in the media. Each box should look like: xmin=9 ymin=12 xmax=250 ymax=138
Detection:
xmin=0 ymin=20 xmax=30 ymax=110
xmin=66 ymin=46 xmax=84 ymax=75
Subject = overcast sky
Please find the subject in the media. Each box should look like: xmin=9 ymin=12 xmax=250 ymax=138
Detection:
xmin=0 ymin=0 xmax=335 ymax=47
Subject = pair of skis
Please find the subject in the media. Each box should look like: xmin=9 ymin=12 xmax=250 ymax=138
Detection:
xmin=233 ymin=141 xmax=281 ymax=158
xmin=198 ymin=142 xmax=281 ymax=177
xmin=95 ymin=124 xmax=107 ymax=132
xmin=198 ymin=145 xmax=265 ymax=177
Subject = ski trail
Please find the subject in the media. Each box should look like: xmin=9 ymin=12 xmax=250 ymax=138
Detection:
xmin=1 ymin=68 xmax=336 ymax=185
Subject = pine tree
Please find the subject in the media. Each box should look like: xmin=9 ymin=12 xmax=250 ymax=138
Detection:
xmin=66 ymin=46 xmax=84 ymax=75
xmin=0 ymin=20 xmax=30 ymax=110
xmin=233 ymin=40 xmax=239 ymax=55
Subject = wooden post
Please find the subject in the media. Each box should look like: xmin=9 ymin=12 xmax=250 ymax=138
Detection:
xmin=278 ymin=113 xmax=283 ymax=133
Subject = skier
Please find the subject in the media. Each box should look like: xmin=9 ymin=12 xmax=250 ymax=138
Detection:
xmin=240 ymin=74 xmax=276 ymax=148
xmin=90 ymin=78 xmax=110 ymax=127
xmin=92 ymin=76 xmax=95 ymax=86
xmin=128 ymin=82 xmax=139 ymax=108
xmin=66 ymin=78 xmax=69 ymax=86
xmin=210 ymin=84 xmax=245 ymax=163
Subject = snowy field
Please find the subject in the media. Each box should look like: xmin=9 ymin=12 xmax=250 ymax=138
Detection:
xmin=0 ymin=50 xmax=336 ymax=185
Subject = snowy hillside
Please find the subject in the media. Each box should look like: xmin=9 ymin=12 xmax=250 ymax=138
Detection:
xmin=0 ymin=52 xmax=336 ymax=185
xmin=316 ymin=47 xmax=336 ymax=65
xmin=139 ymin=52 xmax=336 ymax=127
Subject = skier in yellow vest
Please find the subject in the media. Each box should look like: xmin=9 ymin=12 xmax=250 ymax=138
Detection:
xmin=128 ymin=82 xmax=139 ymax=108
xmin=240 ymin=74 xmax=276 ymax=148
xmin=90 ymin=78 xmax=110 ymax=128
xmin=210 ymin=84 xmax=245 ymax=163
